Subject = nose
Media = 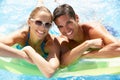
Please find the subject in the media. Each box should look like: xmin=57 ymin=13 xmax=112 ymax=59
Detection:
xmin=38 ymin=24 xmax=46 ymax=30
xmin=62 ymin=26 xmax=68 ymax=35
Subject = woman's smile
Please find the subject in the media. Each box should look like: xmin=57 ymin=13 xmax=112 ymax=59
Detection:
xmin=36 ymin=29 xmax=45 ymax=37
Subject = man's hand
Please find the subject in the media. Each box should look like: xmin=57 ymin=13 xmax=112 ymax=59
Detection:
xmin=86 ymin=38 xmax=103 ymax=48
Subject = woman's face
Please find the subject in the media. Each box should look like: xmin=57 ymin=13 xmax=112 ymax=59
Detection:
xmin=28 ymin=11 xmax=52 ymax=40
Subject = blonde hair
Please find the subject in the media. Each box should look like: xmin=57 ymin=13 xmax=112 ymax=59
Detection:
xmin=29 ymin=6 xmax=53 ymax=21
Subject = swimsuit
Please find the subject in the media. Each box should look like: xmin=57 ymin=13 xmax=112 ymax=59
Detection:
xmin=15 ymin=33 xmax=48 ymax=59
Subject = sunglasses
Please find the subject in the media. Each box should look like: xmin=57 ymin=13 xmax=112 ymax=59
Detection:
xmin=30 ymin=18 xmax=52 ymax=29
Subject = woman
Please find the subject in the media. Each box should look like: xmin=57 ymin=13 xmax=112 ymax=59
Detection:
xmin=0 ymin=6 xmax=60 ymax=78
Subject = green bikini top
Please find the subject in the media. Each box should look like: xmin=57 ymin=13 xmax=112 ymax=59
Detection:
xmin=15 ymin=33 xmax=48 ymax=59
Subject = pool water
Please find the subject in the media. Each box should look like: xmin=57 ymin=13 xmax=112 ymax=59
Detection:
xmin=0 ymin=0 xmax=120 ymax=80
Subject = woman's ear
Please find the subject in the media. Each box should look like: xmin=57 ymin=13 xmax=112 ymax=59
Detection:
xmin=75 ymin=14 xmax=79 ymax=22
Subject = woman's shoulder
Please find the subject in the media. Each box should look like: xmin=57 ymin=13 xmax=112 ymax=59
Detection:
xmin=10 ymin=25 xmax=29 ymax=45
xmin=0 ymin=25 xmax=29 ymax=46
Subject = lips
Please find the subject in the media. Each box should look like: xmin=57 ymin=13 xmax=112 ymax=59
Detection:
xmin=36 ymin=30 xmax=45 ymax=37
xmin=37 ymin=30 xmax=44 ymax=34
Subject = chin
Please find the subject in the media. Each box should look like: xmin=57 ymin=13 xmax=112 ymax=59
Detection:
xmin=68 ymin=35 xmax=73 ymax=40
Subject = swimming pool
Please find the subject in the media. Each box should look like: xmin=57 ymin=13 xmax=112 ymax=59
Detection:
xmin=0 ymin=0 xmax=120 ymax=80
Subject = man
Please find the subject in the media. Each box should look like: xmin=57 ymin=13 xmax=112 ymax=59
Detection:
xmin=53 ymin=4 xmax=120 ymax=67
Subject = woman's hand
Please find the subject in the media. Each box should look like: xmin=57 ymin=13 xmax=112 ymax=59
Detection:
xmin=21 ymin=46 xmax=34 ymax=64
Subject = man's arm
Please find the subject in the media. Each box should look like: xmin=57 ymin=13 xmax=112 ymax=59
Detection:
xmin=60 ymin=38 xmax=103 ymax=67
xmin=60 ymin=22 xmax=120 ymax=67
xmin=81 ymin=22 xmax=120 ymax=58
xmin=82 ymin=42 xmax=120 ymax=58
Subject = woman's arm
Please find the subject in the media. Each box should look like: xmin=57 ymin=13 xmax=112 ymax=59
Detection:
xmin=0 ymin=42 xmax=33 ymax=63
xmin=22 ymin=38 xmax=60 ymax=78
xmin=0 ymin=42 xmax=27 ymax=58
xmin=0 ymin=27 xmax=31 ymax=61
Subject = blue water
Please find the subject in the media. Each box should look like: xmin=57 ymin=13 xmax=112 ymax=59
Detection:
xmin=0 ymin=0 xmax=120 ymax=80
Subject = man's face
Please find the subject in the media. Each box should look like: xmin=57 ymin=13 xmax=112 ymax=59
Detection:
xmin=55 ymin=15 xmax=78 ymax=39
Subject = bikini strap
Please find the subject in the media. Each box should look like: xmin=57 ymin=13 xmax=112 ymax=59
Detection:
xmin=25 ymin=33 xmax=30 ymax=46
xmin=25 ymin=32 xmax=48 ymax=58
xmin=40 ymin=40 xmax=48 ymax=58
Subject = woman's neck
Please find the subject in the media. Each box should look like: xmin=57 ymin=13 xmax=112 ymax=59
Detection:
xmin=28 ymin=33 xmax=44 ymax=49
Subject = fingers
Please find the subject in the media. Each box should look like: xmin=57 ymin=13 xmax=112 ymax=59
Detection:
xmin=22 ymin=46 xmax=36 ymax=53
xmin=21 ymin=46 xmax=34 ymax=64
xmin=87 ymin=38 xmax=103 ymax=48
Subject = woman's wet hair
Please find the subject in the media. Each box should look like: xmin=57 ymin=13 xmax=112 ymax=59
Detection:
xmin=53 ymin=4 xmax=75 ymax=21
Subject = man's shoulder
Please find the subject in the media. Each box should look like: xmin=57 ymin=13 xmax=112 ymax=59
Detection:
xmin=81 ymin=21 xmax=102 ymax=28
